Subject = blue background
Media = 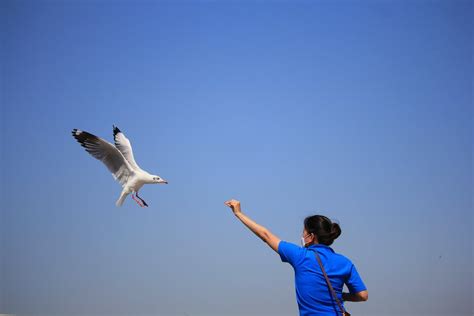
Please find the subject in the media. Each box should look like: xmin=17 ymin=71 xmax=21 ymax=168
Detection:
xmin=1 ymin=1 xmax=472 ymax=315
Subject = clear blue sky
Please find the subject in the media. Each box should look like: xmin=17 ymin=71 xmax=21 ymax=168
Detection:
xmin=1 ymin=1 xmax=472 ymax=316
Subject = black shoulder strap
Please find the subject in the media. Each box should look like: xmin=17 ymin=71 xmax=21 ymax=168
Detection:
xmin=314 ymin=250 xmax=346 ymax=316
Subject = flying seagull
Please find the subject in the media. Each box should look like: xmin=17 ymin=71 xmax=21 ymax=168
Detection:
xmin=71 ymin=125 xmax=168 ymax=207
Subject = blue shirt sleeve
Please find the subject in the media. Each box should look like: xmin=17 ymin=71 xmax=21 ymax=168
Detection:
xmin=278 ymin=240 xmax=305 ymax=267
xmin=346 ymin=263 xmax=367 ymax=293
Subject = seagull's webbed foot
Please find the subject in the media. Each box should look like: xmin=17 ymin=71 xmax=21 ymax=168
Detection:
xmin=131 ymin=193 xmax=145 ymax=207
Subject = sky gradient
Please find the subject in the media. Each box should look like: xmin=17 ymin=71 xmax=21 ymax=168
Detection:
xmin=1 ymin=1 xmax=472 ymax=315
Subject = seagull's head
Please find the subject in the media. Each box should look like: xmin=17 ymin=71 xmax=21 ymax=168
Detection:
xmin=152 ymin=175 xmax=168 ymax=184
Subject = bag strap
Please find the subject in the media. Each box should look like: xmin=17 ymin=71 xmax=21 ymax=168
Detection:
xmin=314 ymin=250 xmax=346 ymax=316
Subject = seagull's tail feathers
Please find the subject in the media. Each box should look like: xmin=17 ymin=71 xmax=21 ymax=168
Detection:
xmin=116 ymin=189 xmax=130 ymax=207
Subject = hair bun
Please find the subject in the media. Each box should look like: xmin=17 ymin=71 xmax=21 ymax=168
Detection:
xmin=330 ymin=222 xmax=342 ymax=240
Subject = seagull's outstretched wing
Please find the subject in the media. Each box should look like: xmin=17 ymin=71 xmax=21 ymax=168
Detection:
xmin=72 ymin=129 xmax=133 ymax=186
xmin=113 ymin=125 xmax=140 ymax=171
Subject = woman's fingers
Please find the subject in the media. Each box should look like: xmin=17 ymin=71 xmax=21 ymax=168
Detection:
xmin=224 ymin=199 xmax=240 ymax=207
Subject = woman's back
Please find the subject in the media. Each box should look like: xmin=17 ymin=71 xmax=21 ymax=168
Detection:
xmin=279 ymin=241 xmax=366 ymax=316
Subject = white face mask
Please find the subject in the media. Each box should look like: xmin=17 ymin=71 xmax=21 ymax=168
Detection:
xmin=301 ymin=237 xmax=306 ymax=247
xmin=301 ymin=233 xmax=313 ymax=247
xmin=301 ymin=233 xmax=312 ymax=247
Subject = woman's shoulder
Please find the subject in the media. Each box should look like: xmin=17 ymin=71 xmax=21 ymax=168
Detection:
xmin=278 ymin=241 xmax=307 ymax=266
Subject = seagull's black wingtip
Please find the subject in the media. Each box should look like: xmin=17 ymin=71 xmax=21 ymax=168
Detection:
xmin=113 ymin=125 xmax=121 ymax=136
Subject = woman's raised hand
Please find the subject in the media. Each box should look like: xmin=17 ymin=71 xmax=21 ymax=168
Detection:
xmin=225 ymin=199 xmax=242 ymax=215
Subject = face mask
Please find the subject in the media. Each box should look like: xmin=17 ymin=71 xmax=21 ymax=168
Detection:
xmin=301 ymin=233 xmax=312 ymax=247
xmin=301 ymin=237 xmax=306 ymax=247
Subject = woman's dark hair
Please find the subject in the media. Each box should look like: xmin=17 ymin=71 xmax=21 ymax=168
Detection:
xmin=304 ymin=215 xmax=341 ymax=246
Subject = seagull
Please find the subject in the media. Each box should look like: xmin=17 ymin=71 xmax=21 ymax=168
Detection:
xmin=71 ymin=125 xmax=168 ymax=207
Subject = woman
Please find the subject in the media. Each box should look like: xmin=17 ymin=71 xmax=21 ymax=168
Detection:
xmin=224 ymin=199 xmax=368 ymax=316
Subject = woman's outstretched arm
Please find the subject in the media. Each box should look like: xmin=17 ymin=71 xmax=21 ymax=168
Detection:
xmin=225 ymin=199 xmax=281 ymax=252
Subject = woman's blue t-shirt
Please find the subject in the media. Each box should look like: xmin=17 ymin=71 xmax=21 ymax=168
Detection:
xmin=278 ymin=241 xmax=366 ymax=316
